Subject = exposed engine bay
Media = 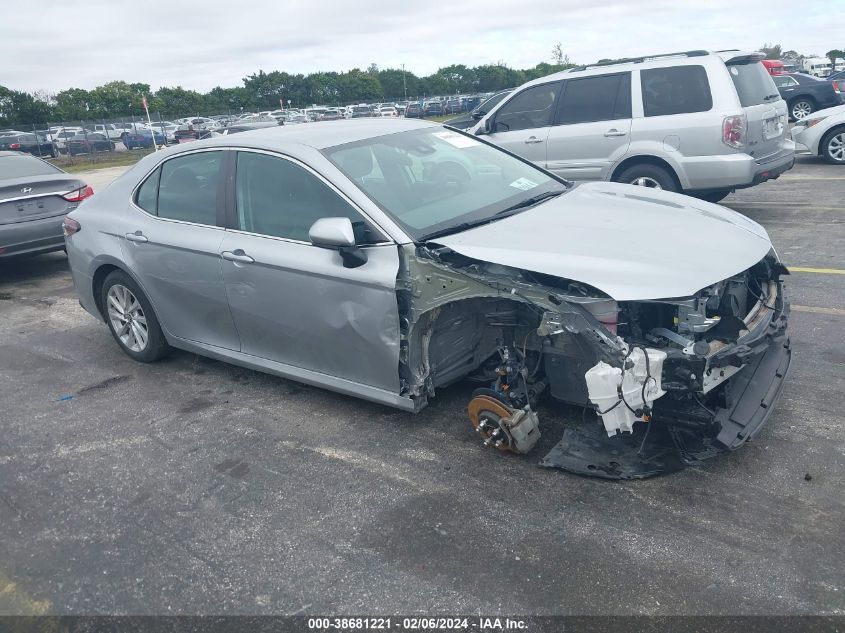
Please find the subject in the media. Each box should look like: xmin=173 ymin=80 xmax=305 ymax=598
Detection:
xmin=396 ymin=243 xmax=791 ymax=479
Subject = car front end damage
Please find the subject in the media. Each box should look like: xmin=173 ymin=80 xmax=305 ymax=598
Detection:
xmin=397 ymin=244 xmax=791 ymax=479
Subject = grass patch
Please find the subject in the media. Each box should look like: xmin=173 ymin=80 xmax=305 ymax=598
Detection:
xmin=427 ymin=114 xmax=458 ymax=123
xmin=53 ymin=149 xmax=155 ymax=173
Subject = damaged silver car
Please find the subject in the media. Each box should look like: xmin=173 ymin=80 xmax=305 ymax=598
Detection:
xmin=64 ymin=119 xmax=791 ymax=478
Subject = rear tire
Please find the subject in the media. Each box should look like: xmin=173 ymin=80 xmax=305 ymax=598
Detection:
xmin=616 ymin=163 xmax=678 ymax=193
xmin=820 ymin=128 xmax=845 ymax=164
xmin=790 ymin=98 xmax=815 ymax=121
xmin=101 ymin=270 xmax=170 ymax=363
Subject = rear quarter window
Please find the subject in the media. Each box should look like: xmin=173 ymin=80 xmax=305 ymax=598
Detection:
xmin=641 ymin=65 xmax=712 ymax=116
xmin=728 ymin=62 xmax=779 ymax=107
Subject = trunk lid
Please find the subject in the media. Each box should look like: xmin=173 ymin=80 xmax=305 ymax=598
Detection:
xmin=0 ymin=174 xmax=85 ymax=225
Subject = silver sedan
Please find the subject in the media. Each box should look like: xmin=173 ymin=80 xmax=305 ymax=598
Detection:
xmin=64 ymin=119 xmax=791 ymax=478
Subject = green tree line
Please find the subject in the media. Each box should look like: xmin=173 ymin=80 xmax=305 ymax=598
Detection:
xmin=0 ymin=61 xmax=575 ymax=127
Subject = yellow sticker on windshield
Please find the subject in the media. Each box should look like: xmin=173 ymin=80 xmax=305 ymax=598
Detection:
xmin=432 ymin=131 xmax=481 ymax=148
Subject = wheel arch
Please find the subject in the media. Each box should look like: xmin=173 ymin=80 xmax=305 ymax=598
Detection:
xmin=610 ymin=154 xmax=684 ymax=191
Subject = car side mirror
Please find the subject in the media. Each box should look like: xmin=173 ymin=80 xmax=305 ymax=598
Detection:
xmin=309 ymin=217 xmax=368 ymax=268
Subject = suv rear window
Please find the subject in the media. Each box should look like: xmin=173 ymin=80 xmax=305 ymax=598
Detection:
xmin=641 ymin=65 xmax=712 ymax=116
xmin=728 ymin=62 xmax=779 ymax=107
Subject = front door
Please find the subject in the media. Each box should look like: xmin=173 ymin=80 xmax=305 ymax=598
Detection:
xmin=219 ymin=150 xmax=401 ymax=393
xmin=481 ymin=81 xmax=562 ymax=168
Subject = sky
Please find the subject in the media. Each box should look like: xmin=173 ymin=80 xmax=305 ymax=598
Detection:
xmin=3 ymin=0 xmax=842 ymax=94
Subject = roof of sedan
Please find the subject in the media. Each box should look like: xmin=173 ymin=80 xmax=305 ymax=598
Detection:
xmin=214 ymin=118 xmax=438 ymax=150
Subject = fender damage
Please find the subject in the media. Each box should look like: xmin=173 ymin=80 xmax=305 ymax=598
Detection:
xmin=397 ymin=242 xmax=791 ymax=479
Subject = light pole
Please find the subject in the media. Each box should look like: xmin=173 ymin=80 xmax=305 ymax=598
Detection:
xmin=402 ymin=63 xmax=407 ymax=101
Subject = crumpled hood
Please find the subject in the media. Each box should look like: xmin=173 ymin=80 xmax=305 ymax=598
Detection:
xmin=432 ymin=182 xmax=773 ymax=301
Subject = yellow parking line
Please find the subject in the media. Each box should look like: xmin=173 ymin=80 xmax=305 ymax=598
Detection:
xmin=793 ymin=305 xmax=845 ymax=316
xmin=789 ymin=267 xmax=845 ymax=275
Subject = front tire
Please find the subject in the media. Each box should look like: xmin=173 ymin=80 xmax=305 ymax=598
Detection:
xmin=101 ymin=271 xmax=170 ymax=362
xmin=821 ymin=128 xmax=845 ymax=164
xmin=616 ymin=163 xmax=678 ymax=193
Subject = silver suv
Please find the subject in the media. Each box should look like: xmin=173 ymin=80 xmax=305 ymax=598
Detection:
xmin=471 ymin=50 xmax=794 ymax=202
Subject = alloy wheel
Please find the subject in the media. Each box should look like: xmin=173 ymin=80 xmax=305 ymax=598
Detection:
xmin=631 ymin=176 xmax=662 ymax=189
xmin=826 ymin=132 xmax=845 ymax=163
xmin=107 ymin=284 xmax=149 ymax=352
xmin=792 ymin=100 xmax=813 ymax=120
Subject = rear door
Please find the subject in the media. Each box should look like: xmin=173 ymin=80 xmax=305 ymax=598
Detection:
xmin=725 ymin=59 xmax=787 ymax=160
xmin=482 ymin=81 xmax=562 ymax=166
xmin=545 ymin=72 xmax=632 ymax=181
xmin=120 ymin=149 xmax=240 ymax=350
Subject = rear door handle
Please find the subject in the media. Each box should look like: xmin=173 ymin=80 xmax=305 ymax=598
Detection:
xmin=221 ymin=249 xmax=254 ymax=264
xmin=125 ymin=231 xmax=148 ymax=243
xmin=604 ymin=129 xmax=627 ymax=137
xmin=524 ymin=136 xmax=544 ymax=144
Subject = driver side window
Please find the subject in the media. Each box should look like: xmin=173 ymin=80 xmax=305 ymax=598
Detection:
xmin=494 ymin=82 xmax=561 ymax=132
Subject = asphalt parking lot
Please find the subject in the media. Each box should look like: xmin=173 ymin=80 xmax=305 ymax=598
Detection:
xmin=0 ymin=156 xmax=842 ymax=617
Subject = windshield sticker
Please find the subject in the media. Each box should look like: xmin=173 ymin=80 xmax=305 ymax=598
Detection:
xmin=509 ymin=177 xmax=539 ymax=191
xmin=432 ymin=131 xmax=481 ymax=148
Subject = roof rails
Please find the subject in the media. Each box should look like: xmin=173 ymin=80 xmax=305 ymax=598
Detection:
xmin=569 ymin=50 xmax=710 ymax=72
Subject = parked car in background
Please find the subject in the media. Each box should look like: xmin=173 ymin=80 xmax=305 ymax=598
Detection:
xmin=66 ymin=133 xmax=116 ymax=156
xmin=349 ymin=105 xmax=372 ymax=119
xmin=473 ymin=50 xmax=793 ymax=203
xmin=424 ymin=101 xmax=444 ymax=116
xmin=124 ymin=130 xmax=166 ymax=149
xmin=772 ymin=73 xmax=841 ymax=120
xmin=0 ymin=151 xmax=92 ymax=258
xmin=284 ymin=114 xmax=309 ymax=124
xmin=802 ymin=57 xmax=833 ymax=77
xmin=404 ymin=102 xmax=424 ymax=118
xmin=0 ymin=133 xmax=57 ymax=158
xmin=827 ymin=70 xmax=845 ymax=102
xmin=377 ymin=106 xmax=397 ymax=118
xmin=762 ymin=59 xmax=785 ymax=75
xmin=48 ymin=129 xmax=83 ymax=153
xmin=62 ymin=119 xmax=792 ymax=479
xmin=443 ymin=99 xmax=462 ymax=114
xmin=791 ymin=104 xmax=845 ymax=164
xmin=445 ymin=89 xmax=512 ymax=130
xmin=84 ymin=123 xmax=124 ymax=140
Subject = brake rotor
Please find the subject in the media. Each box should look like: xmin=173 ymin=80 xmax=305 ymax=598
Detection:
xmin=467 ymin=394 xmax=515 ymax=452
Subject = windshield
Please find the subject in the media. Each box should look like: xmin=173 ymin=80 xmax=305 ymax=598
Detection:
xmin=728 ymin=62 xmax=779 ymax=106
xmin=323 ymin=127 xmax=566 ymax=240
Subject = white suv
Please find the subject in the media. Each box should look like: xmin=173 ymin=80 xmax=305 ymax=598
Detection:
xmin=472 ymin=50 xmax=794 ymax=202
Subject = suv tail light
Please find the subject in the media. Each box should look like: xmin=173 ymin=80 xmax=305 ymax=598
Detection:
xmin=722 ymin=114 xmax=747 ymax=149
xmin=62 ymin=217 xmax=81 ymax=237
xmin=63 ymin=185 xmax=94 ymax=203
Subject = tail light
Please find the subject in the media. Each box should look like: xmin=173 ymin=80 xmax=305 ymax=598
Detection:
xmin=722 ymin=114 xmax=746 ymax=149
xmin=833 ymin=80 xmax=840 ymax=92
xmin=10 ymin=143 xmax=20 ymax=149
xmin=63 ymin=185 xmax=94 ymax=203
xmin=62 ymin=217 xmax=81 ymax=237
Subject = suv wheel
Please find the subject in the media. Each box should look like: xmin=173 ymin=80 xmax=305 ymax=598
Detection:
xmin=790 ymin=98 xmax=815 ymax=121
xmin=616 ymin=164 xmax=678 ymax=192
xmin=101 ymin=270 xmax=170 ymax=362
xmin=821 ymin=128 xmax=845 ymax=164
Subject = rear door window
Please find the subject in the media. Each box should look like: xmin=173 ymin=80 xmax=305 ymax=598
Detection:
xmin=727 ymin=62 xmax=779 ymax=107
xmin=554 ymin=73 xmax=631 ymax=124
xmin=494 ymin=82 xmax=561 ymax=132
xmin=155 ymin=151 xmax=223 ymax=225
xmin=641 ymin=65 xmax=712 ymax=116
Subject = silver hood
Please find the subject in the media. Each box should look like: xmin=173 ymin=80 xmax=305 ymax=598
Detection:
xmin=432 ymin=182 xmax=773 ymax=301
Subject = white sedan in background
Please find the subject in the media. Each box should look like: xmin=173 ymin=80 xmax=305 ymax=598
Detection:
xmin=791 ymin=104 xmax=845 ymax=164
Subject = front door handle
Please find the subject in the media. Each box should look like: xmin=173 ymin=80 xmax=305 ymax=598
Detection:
xmin=604 ymin=129 xmax=627 ymax=137
xmin=524 ymin=136 xmax=544 ymax=144
xmin=125 ymin=231 xmax=148 ymax=243
xmin=221 ymin=249 xmax=254 ymax=264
